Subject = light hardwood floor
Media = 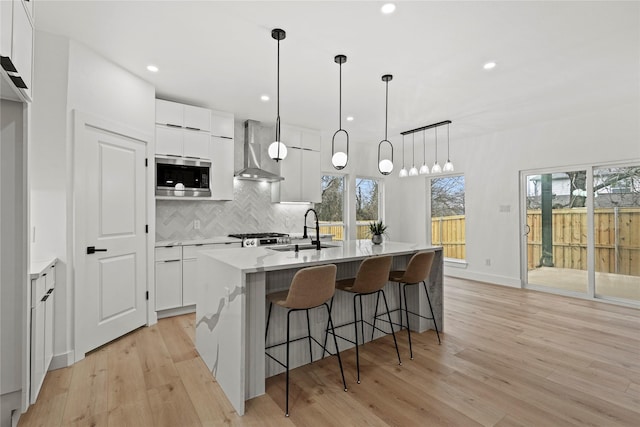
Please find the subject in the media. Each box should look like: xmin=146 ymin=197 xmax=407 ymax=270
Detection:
xmin=19 ymin=278 xmax=640 ymax=426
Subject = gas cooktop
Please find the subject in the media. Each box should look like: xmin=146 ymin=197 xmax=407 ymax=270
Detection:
xmin=228 ymin=232 xmax=289 ymax=239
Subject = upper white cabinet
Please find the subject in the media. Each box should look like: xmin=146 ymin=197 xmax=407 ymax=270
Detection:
xmin=211 ymin=110 xmax=234 ymax=139
xmin=210 ymin=136 xmax=234 ymax=200
xmin=156 ymin=99 xmax=211 ymax=132
xmin=272 ymin=125 xmax=322 ymax=203
xmin=1 ymin=0 xmax=34 ymax=102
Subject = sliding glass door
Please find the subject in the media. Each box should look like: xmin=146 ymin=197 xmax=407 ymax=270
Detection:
xmin=522 ymin=164 xmax=640 ymax=304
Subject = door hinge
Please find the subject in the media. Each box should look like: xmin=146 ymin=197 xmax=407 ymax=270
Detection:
xmin=145 ymin=224 xmax=149 ymax=234
xmin=145 ymin=158 xmax=148 ymax=167
xmin=146 ymin=291 xmax=149 ymax=300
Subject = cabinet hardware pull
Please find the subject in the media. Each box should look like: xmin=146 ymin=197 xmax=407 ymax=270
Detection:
xmin=166 ymin=123 xmax=182 ymax=128
xmin=164 ymin=259 xmax=180 ymax=263
xmin=41 ymin=294 xmax=49 ymax=302
xmin=185 ymin=127 xmax=201 ymax=131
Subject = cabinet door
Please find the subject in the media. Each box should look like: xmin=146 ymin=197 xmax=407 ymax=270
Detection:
xmin=184 ymin=105 xmax=211 ymax=132
xmin=30 ymin=301 xmax=45 ymax=403
xmin=301 ymin=130 xmax=322 ymax=151
xmin=281 ymin=124 xmax=302 ymax=149
xmin=211 ymin=111 xmax=234 ymax=139
xmin=44 ymin=289 xmax=54 ymax=370
xmin=301 ymin=149 xmax=321 ymax=203
xmin=183 ymin=131 xmax=210 ymax=159
xmin=210 ymin=136 xmax=234 ymax=200
xmin=155 ymin=260 xmax=182 ymax=310
xmin=0 ymin=1 xmax=12 ymax=57
xmin=11 ymin=0 xmax=33 ymax=98
xmin=156 ymin=99 xmax=183 ymax=126
xmin=155 ymin=125 xmax=183 ymax=157
xmin=22 ymin=0 xmax=33 ymax=21
xmin=278 ymin=147 xmax=303 ymax=202
xmin=182 ymin=258 xmax=197 ymax=306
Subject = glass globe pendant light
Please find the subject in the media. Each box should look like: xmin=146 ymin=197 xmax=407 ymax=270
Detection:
xmin=377 ymin=74 xmax=394 ymax=175
xmin=431 ymin=126 xmax=442 ymax=174
xmin=443 ymin=122 xmax=454 ymax=172
xmin=408 ymin=133 xmax=419 ymax=176
xmin=331 ymin=54 xmax=349 ymax=169
xmin=268 ymin=28 xmax=287 ymax=162
xmin=419 ymin=129 xmax=429 ymax=175
xmin=399 ymin=135 xmax=408 ymax=178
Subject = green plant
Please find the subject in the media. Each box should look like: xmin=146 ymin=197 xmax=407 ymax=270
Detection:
xmin=368 ymin=220 xmax=388 ymax=236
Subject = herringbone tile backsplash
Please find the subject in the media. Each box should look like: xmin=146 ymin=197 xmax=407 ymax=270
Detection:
xmin=156 ymin=180 xmax=310 ymax=241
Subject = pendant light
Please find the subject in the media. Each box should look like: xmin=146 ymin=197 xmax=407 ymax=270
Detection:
xmin=419 ymin=129 xmax=429 ymax=175
xmin=408 ymin=133 xmax=419 ymax=176
xmin=268 ymin=28 xmax=287 ymax=162
xmin=443 ymin=122 xmax=454 ymax=172
xmin=431 ymin=126 xmax=442 ymax=174
xmin=378 ymin=74 xmax=394 ymax=175
xmin=399 ymin=134 xmax=408 ymax=178
xmin=331 ymin=54 xmax=349 ymax=169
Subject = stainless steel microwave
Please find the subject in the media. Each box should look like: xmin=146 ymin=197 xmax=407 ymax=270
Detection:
xmin=155 ymin=157 xmax=211 ymax=197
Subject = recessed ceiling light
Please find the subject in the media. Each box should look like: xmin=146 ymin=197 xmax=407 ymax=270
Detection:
xmin=483 ymin=61 xmax=497 ymax=70
xmin=146 ymin=64 xmax=159 ymax=72
xmin=260 ymin=94 xmax=270 ymax=102
xmin=346 ymin=116 xmax=354 ymax=121
xmin=381 ymin=3 xmax=396 ymax=14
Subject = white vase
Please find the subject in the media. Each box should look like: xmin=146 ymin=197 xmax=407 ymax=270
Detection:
xmin=371 ymin=234 xmax=383 ymax=245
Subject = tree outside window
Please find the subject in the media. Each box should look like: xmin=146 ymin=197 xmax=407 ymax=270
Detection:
xmin=356 ymin=177 xmax=380 ymax=238
xmin=316 ymin=175 xmax=345 ymax=240
xmin=431 ymin=175 xmax=465 ymax=259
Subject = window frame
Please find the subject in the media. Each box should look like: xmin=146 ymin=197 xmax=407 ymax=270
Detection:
xmin=427 ymin=173 xmax=466 ymax=263
xmin=317 ymin=173 xmax=347 ymax=241
xmin=355 ymin=175 xmax=384 ymax=239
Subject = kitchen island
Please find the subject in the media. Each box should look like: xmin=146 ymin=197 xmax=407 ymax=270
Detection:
xmin=195 ymin=240 xmax=443 ymax=415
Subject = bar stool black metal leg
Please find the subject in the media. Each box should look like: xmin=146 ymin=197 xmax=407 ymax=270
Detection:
xmin=422 ymin=281 xmax=441 ymax=344
xmin=359 ymin=295 xmax=365 ymax=346
xmin=265 ymin=302 xmax=273 ymax=342
xmin=398 ymin=283 xmax=404 ymax=329
xmin=381 ymin=290 xmax=402 ymax=366
xmin=325 ymin=303 xmax=348 ymax=392
xmin=402 ymin=283 xmax=413 ymax=359
xmin=306 ymin=309 xmax=313 ymax=363
xmin=321 ymin=296 xmax=334 ymax=359
xmin=371 ymin=291 xmax=381 ymax=342
xmin=353 ymin=294 xmax=361 ymax=384
xmin=285 ymin=310 xmax=292 ymax=417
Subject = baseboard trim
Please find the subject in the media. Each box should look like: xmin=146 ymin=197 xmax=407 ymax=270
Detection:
xmin=49 ymin=351 xmax=74 ymax=370
xmin=445 ymin=269 xmax=521 ymax=288
xmin=156 ymin=305 xmax=196 ymax=319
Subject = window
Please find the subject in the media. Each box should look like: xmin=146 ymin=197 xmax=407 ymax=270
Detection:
xmin=316 ymin=175 xmax=345 ymax=241
xmin=356 ymin=177 xmax=381 ymax=239
xmin=431 ymin=175 xmax=465 ymax=260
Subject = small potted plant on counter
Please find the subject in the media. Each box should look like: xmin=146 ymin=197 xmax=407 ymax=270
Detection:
xmin=368 ymin=220 xmax=388 ymax=245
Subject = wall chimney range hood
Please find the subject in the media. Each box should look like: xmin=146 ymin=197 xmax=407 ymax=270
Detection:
xmin=235 ymin=120 xmax=284 ymax=182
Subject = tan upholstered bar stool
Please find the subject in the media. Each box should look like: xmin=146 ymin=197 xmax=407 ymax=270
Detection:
xmin=264 ymin=264 xmax=347 ymax=417
xmin=325 ymin=255 xmax=401 ymax=384
xmin=388 ymin=251 xmax=441 ymax=360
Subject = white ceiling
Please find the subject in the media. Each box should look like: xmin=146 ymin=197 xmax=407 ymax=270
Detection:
xmin=34 ymin=1 xmax=639 ymax=144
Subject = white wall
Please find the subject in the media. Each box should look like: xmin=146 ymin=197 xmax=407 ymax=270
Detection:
xmin=385 ymin=102 xmax=640 ymax=287
xmin=30 ymin=32 xmax=155 ymax=367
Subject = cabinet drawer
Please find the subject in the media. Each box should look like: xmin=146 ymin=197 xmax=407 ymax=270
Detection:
xmin=45 ymin=265 xmax=55 ymax=291
xmin=31 ymin=275 xmax=46 ymax=307
xmin=156 ymin=246 xmax=182 ymax=261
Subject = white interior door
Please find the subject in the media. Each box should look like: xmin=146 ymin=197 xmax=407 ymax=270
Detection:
xmin=75 ymin=113 xmax=147 ymax=356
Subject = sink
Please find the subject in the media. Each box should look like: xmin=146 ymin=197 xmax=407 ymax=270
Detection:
xmin=268 ymin=243 xmax=339 ymax=252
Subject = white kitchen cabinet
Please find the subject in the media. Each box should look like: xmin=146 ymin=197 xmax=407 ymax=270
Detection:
xmin=211 ymin=110 xmax=234 ymax=139
xmin=156 ymin=99 xmax=184 ymax=127
xmin=155 ymin=246 xmax=182 ymax=311
xmin=210 ymin=135 xmax=234 ymax=200
xmin=183 ymin=131 xmax=210 ymax=159
xmin=271 ymin=126 xmax=322 ymax=203
xmin=155 ymin=125 xmax=183 ymax=157
xmin=184 ymin=105 xmax=211 ymax=132
xmin=1 ymin=0 xmax=34 ymax=101
xmin=30 ymin=262 xmax=55 ymax=404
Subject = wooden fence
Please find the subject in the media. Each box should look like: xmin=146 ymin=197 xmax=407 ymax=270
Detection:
xmin=318 ymin=223 xmax=375 ymax=241
xmin=527 ymin=208 xmax=640 ymax=276
xmin=431 ymin=215 xmax=466 ymax=260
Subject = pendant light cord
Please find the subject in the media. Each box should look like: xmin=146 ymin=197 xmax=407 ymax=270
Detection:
xmin=435 ymin=127 xmax=438 ymax=163
xmin=402 ymin=135 xmax=405 ymax=167
xmin=446 ymin=123 xmax=450 ymax=160
xmin=339 ymin=61 xmax=342 ymax=129
xmin=423 ymin=130 xmax=426 ymax=164
xmin=384 ymin=81 xmax=389 ymax=140
xmin=412 ymin=133 xmax=415 ymax=165
xmin=276 ymin=37 xmax=281 ymax=145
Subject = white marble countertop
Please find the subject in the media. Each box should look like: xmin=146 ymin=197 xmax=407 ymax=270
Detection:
xmin=288 ymin=232 xmax=334 ymax=240
xmin=199 ymin=239 xmax=440 ymax=273
xmin=30 ymin=258 xmax=57 ymax=279
xmin=156 ymin=236 xmax=241 ymax=247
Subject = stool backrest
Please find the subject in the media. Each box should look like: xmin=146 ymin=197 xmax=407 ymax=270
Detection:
xmin=402 ymin=251 xmax=435 ymax=283
xmin=350 ymin=255 xmax=393 ymax=293
xmin=284 ymin=264 xmax=337 ymax=309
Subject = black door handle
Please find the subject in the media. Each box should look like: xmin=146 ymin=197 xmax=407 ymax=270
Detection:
xmin=87 ymin=246 xmax=108 ymax=254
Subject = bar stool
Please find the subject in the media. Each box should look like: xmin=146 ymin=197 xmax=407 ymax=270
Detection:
xmin=325 ymin=255 xmax=401 ymax=384
xmin=388 ymin=251 xmax=441 ymax=360
xmin=264 ymin=264 xmax=347 ymax=417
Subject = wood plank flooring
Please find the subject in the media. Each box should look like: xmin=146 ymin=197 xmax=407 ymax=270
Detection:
xmin=19 ymin=278 xmax=640 ymax=426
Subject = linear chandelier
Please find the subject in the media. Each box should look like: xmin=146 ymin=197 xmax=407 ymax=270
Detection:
xmin=400 ymin=120 xmax=453 ymax=177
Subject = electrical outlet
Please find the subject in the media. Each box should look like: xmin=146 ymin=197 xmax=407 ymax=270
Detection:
xmin=194 ymin=219 xmax=201 ymax=230
xmin=485 ymin=258 xmax=491 ymax=266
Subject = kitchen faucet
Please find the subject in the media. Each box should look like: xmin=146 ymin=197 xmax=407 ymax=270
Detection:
xmin=302 ymin=208 xmax=321 ymax=250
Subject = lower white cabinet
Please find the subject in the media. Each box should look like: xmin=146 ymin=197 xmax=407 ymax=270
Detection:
xmin=155 ymin=242 xmax=241 ymax=314
xmin=30 ymin=262 xmax=56 ymax=404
